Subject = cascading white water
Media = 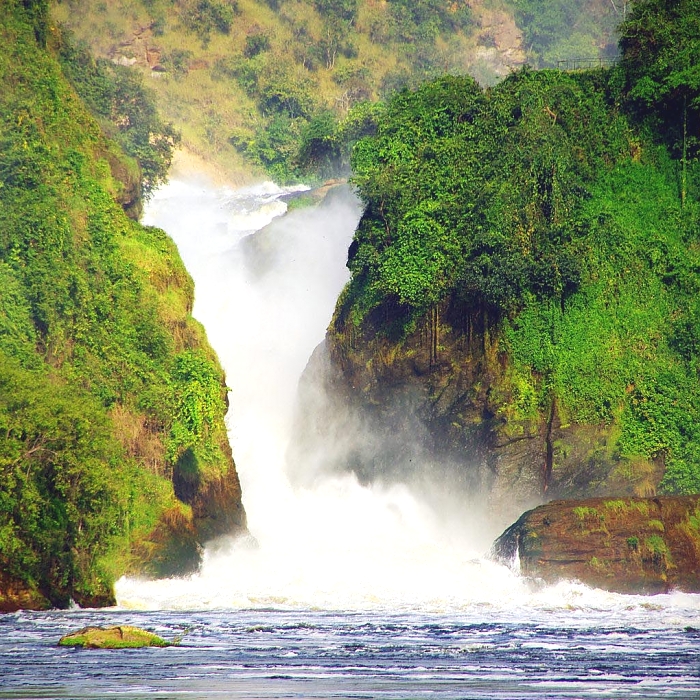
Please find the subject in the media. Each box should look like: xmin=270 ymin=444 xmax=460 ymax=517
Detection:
xmin=116 ymin=175 xmax=700 ymax=623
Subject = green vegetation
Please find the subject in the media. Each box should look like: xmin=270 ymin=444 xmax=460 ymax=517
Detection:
xmin=574 ymin=506 xmax=601 ymax=521
xmin=588 ymin=555 xmax=608 ymax=571
xmin=179 ymin=0 xmax=239 ymax=42
xmin=54 ymin=0 xmax=629 ymax=179
xmin=619 ymin=0 xmax=700 ymax=206
xmin=644 ymin=534 xmax=671 ymax=557
xmin=506 ymin=0 xmax=625 ymax=66
xmin=0 ymin=1 xmax=238 ymax=607
xmin=52 ymin=0 xmax=486 ymax=179
xmin=343 ymin=69 xmax=628 ymax=325
xmin=689 ymin=508 xmax=700 ymax=531
xmin=334 ymin=1 xmax=700 ymax=495
xmin=573 ymin=505 xmax=607 ymax=534
xmin=56 ymin=31 xmax=180 ymax=201
xmin=604 ymin=500 xmax=650 ymax=516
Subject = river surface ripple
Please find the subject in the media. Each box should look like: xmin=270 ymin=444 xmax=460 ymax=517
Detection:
xmin=2 ymin=607 xmax=700 ymax=699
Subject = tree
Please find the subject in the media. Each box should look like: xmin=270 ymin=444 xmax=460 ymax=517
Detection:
xmin=620 ymin=0 xmax=700 ymax=203
xmin=21 ymin=0 xmax=49 ymax=46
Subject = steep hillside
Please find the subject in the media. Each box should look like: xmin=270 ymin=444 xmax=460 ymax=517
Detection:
xmin=53 ymin=0 xmax=527 ymax=178
xmin=0 ymin=0 xmax=245 ymax=611
xmin=53 ymin=0 xmax=627 ymax=180
xmin=295 ymin=1 xmax=700 ymax=524
xmin=505 ymin=0 xmax=625 ymax=66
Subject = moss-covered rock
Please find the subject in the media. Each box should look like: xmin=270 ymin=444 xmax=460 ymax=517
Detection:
xmin=493 ymin=496 xmax=700 ymax=594
xmin=58 ymin=626 xmax=172 ymax=649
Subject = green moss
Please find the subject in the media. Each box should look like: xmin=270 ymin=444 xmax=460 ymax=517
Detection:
xmin=588 ymin=556 xmax=609 ymax=572
xmin=573 ymin=506 xmax=600 ymax=521
xmin=572 ymin=505 xmax=608 ymax=535
xmin=687 ymin=508 xmax=700 ymax=532
xmin=645 ymin=534 xmax=670 ymax=557
xmin=648 ymin=519 xmax=665 ymax=532
xmin=286 ymin=194 xmax=319 ymax=212
xmin=58 ymin=625 xmax=172 ymax=649
xmin=603 ymin=500 xmax=651 ymax=517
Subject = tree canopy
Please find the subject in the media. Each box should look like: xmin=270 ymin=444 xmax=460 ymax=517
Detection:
xmin=620 ymin=0 xmax=700 ymax=167
xmin=345 ymin=70 xmax=629 ymax=324
xmin=334 ymin=4 xmax=700 ymax=494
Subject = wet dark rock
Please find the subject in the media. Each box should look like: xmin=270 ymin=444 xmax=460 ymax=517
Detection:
xmin=493 ymin=495 xmax=700 ymax=594
xmin=299 ymin=298 xmax=667 ymax=529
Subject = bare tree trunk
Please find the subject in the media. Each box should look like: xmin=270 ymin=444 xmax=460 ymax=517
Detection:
xmin=682 ymin=96 xmax=688 ymax=209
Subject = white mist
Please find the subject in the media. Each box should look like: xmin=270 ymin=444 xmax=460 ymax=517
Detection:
xmin=115 ymin=175 xmax=699 ymax=622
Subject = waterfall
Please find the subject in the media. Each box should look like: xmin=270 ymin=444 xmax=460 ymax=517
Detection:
xmin=115 ymin=175 xmax=677 ymax=615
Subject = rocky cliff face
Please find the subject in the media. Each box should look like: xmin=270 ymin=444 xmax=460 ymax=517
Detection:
xmin=493 ymin=496 xmax=700 ymax=594
xmin=292 ymin=296 xmax=663 ymax=529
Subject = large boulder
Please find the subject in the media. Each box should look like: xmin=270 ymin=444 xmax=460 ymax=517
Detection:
xmin=493 ymin=496 xmax=700 ymax=594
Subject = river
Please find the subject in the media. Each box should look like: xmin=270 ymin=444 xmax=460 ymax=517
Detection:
xmin=1 ymin=177 xmax=699 ymax=699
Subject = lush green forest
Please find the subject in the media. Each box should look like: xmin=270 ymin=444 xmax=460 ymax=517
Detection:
xmin=0 ymin=0 xmax=243 ymax=609
xmin=3 ymin=0 xmax=698 ymax=609
xmin=331 ymin=0 xmax=700 ymax=495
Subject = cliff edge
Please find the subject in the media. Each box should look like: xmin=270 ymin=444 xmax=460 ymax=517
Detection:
xmin=0 ymin=2 xmax=245 ymax=611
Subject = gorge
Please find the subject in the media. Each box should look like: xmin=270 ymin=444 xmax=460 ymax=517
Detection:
xmin=1 ymin=1 xmax=700 ymax=697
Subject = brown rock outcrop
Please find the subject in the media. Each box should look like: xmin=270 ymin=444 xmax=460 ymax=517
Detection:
xmin=468 ymin=0 xmax=526 ymax=82
xmin=493 ymin=496 xmax=700 ymax=594
xmin=0 ymin=572 xmax=52 ymax=613
xmin=297 ymin=301 xmax=659 ymax=528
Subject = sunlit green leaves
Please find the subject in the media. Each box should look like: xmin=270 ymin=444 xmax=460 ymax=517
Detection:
xmin=345 ymin=70 xmax=627 ymax=324
xmin=620 ymin=0 xmax=700 ymax=158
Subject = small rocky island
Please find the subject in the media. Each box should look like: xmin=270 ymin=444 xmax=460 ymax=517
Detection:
xmin=58 ymin=626 xmax=173 ymax=649
xmin=493 ymin=496 xmax=700 ymax=594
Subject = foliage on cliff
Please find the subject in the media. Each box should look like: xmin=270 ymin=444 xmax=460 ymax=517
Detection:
xmin=52 ymin=0 xmax=625 ymax=180
xmin=619 ymin=0 xmax=700 ymax=201
xmin=56 ymin=31 xmax=180 ymax=201
xmin=335 ymin=1 xmax=700 ymax=496
xmin=343 ymin=69 xmax=631 ymax=323
xmin=0 ymin=0 xmax=242 ymax=608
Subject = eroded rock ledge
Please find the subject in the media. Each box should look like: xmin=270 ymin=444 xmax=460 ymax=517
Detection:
xmin=493 ymin=496 xmax=700 ymax=594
